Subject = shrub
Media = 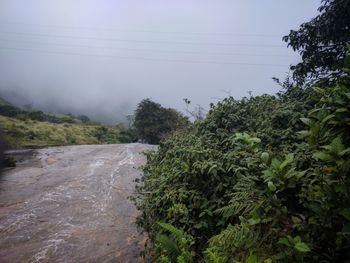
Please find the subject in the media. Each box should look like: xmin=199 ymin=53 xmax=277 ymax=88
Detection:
xmin=133 ymin=51 xmax=350 ymax=262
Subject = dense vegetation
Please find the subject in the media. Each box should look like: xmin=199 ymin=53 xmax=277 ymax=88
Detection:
xmin=0 ymin=96 xmax=190 ymax=148
xmin=0 ymin=115 xmax=122 ymax=147
xmin=0 ymin=98 xmax=125 ymax=147
xmin=133 ymin=1 xmax=350 ymax=259
xmin=133 ymin=99 xmax=189 ymax=144
xmin=0 ymin=97 xmax=91 ymax=124
xmin=133 ymin=49 xmax=350 ymax=262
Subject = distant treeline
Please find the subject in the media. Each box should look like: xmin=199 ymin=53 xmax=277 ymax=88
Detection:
xmin=0 ymin=100 xmax=91 ymax=124
xmin=0 ymin=98 xmax=133 ymax=148
xmin=0 ymin=98 xmax=190 ymax=146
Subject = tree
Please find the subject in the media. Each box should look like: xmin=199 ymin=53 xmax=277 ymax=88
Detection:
xmin=133 ymin=99 xmax=189 ymax=144
xmin=283 ymin=0 xmax=350 ymax=85
xmin=77 ymin=115 xmax=90 ymax=123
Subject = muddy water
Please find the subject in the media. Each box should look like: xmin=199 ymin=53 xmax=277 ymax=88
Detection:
xmin=0 ymin=143 xmax=154 ymax=263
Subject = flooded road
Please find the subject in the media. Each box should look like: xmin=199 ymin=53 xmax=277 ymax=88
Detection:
xmin=0 ymin=143 xmax=154 ymax=263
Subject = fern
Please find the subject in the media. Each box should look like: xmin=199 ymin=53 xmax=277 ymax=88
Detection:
xmin=207 ymin=224 xmax=260 ymax=261
xmin=156 ymin=234 xmax=181 ymax=260
xmin=215 ymin=175 xmax=264 ymax=219
xmin=156 ymin=222 xmax=194 ymax=263
xmin=158 ymin=222 xmax=187 ymax=243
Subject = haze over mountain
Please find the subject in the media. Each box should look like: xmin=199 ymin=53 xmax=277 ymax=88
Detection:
xmin=0 ymin=0 xmax=320 ymax=124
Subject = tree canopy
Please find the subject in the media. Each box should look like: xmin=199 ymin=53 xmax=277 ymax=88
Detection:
xmin=283 ymin=0 xmax=350 ymax=85
xmin=133 ymin=99 xmax=189 ymax=144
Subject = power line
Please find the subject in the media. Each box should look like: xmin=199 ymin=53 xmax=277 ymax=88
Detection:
xmin=0 ymin=38 xmax=295 ymax=58
xmin=0 ymin=46 xmax=290 ymax=67
xmin=0 ymin=30 xmax=285 ymax=47
xmin=0 ymin=20 xmax=281 ymax=38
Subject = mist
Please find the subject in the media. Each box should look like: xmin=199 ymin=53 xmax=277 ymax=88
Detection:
xmin=0 ymin=0 xmax=320 ymax=124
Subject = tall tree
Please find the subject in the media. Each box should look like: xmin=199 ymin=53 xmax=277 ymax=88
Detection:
xmin=283 ymin=0 xmax=350 ymax=85
xmin=133 ymin=99 xmax=189 ymax=144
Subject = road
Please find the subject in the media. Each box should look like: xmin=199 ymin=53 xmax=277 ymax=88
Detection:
xmin=0 ymin=143 xmax=154 ymax=263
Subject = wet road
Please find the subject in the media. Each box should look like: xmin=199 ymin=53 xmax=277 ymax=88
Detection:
xmin=0 ymin=143 xmax=154 ymax=263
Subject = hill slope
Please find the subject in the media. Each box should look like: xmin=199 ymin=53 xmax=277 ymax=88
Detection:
xmin=0 ymin=115 xmax=121 ymax=148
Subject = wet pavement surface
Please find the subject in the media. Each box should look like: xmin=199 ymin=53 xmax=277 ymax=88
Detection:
xmin=0 ymin=143 xmax=154 ymax=263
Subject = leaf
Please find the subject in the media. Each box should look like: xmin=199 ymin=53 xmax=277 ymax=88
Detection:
xmin=208 ymin=165 xmax=218 ymax=176
xmin=296 ymin=170 xmax=306 ymax=179
xmin=335 ymin=107 xmax=348 ymax=113
xmin=263 ymin=169 xmax=274 ymax=179
xmin=300 ymin=117 xmax=313 ymax=127
xmin=199 ymin=211 xmax=206 ymax=218
xmin=310 ymin=124 xmax=320 ymax=135
xmin=297 ymin=130 xmax=310 ymax=138
xmin=313 ymin=151 xmax=333 ymax=162
xmin=294 ymin=242 xmax=311 ymax=253
xmin=345 ymin=92 xmax=350 ymax=100
xmin=280 ymin=153 xmax=294 ymax=170
xmin=248 ymin=217 xmax=261 ymax=225
xmin=194 ymin=223 xmax=202 ymax=229
xmin=246 ymin=254 xmax=258 ymax=263
xmin=312 ymin=87 xmax=325 ymax=95
xmin=330 ymin=137 xmax=345 ymax=153
xmin=261 ymin=152 xmax=269 ymax=163
xmin=278 ymin=237 xmax=291 ymax=247
xmin=267 ymin=181 xmax=276 ymax=192
xmin=291 ymin=216 xmax=302 ymax=224
xmin=340 ymin=148 xmax=350 ymax=156
xmin=339 ymin=208 xmax=350 ymax=221
xmin=271 ymin=158 xmax=281 ymax=169
xmin=321 ymin=114 xmax=335 ymax=123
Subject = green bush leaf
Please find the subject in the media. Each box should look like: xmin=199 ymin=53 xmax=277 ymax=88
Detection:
xmin=294 ymin=242 xmax=311 ymax=253
xmin=267 ymin=181 xmax=276 ymax=192
xmin=246 ymin=254 xmax=258 ymax=263
xmin=339 ymin=208 xmax=350 ymax=221
xmin=261 ymin=152 xmax=269 ymax=163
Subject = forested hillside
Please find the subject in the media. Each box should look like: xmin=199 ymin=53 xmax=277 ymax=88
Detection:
xmin=133 ymin=1 xmax=350 ymax=262
xmin=0 ymin=99 xmax=126 ymax=147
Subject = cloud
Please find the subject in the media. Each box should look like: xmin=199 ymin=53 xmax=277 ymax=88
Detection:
xmin=0 ymin=0 xmax=319 ymax=123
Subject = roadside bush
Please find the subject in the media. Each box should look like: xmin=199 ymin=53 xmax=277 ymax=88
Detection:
xmin=116 ymin=125 xmax=137 ymax=143
xmin=133 ymin=51 xmax=350 ymax=262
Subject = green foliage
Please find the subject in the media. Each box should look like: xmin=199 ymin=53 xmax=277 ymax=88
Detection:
xmin=0 ymin=98 xmax=128 ymax=147
xmin=0 ymin=104 xmax=22 ymax=118
xmin=134 ymin=51 xmax=350 ymax=262
xmin=155 ymin=222 xmax=194 ymax=263
xmin=133 ymin=99 xmax=190 ymax=144
xmin=0 ymin=115 xmax=122 ymax=147
xmin=283 ymin=0 xmax=350 ymax=85
xmin=116 ymin=125 xmax=137 ymax=143
xmin=0 ymin=97 xmax=95 ymax=124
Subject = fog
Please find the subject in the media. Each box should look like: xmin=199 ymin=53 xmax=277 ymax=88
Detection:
xmin=0 ymin=0 xmax=320 ymax=124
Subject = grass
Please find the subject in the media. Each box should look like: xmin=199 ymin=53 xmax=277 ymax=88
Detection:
xmin=0 ymin=115 xmax=121 ymax=148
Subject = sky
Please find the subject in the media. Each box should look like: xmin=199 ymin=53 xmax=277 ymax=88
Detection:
xmin=0 ymin=0 xmax=321 ymax=123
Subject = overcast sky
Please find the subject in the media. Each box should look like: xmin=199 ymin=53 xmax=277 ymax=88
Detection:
xmin=0 ymin=0 xmax=320 ymax=123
